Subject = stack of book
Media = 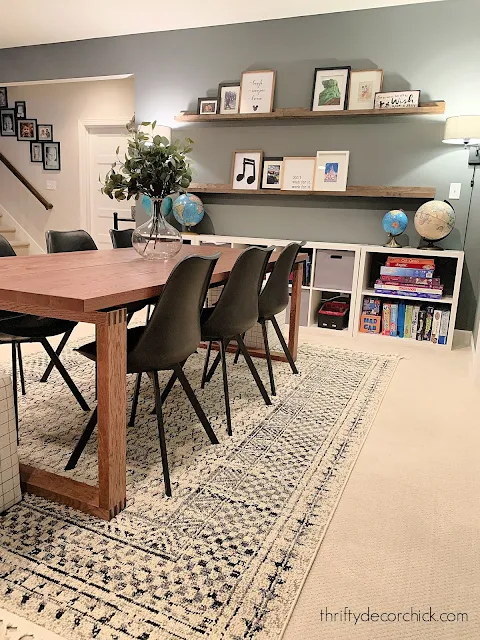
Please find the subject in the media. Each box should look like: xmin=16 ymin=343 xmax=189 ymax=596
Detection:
xmin=374 ymin=256 xmax=444 ymax=300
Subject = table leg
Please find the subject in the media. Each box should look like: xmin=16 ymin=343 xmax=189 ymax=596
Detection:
xmin=288 ymin=261 xmax=304 ymax=362
xmin=96 ymin=308 xmax=127 ymax=518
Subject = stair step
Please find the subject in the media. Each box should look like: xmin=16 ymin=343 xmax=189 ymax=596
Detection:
xmin=9 ymin=240 xmax=29 ymax=248
xmin=0 ymin=227 xmax=17 ymax=235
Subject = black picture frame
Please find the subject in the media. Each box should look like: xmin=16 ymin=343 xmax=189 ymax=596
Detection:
xmin=217 ymin=82 xmax=241 ymax=115
xmin=261 ymin=156 xmax=283 ymax=189
xmin=197 ymin=97 xmax=218 ymax=115
xmin=0 ymin=109 xmax=16 ymax=137
xmin=30 ymin=141 xmax=43 ymax=163
xmin=15 ymin=101 xmax=26 ymax=119
xmin=43 ymin=141 xmax=61 ymax=171
xmin=0 ymin=87 xmax=8 ymax=109
xmin=311 ymin=66 xmax=351 ymax=111
xmin=17 ymin=118 xmax=37 ymax=141
xmin=37 ymin=124 xmax=53 ymax=141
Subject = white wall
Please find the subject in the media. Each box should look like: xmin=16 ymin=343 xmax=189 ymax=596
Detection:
xmin=0 ymin=77 xmax=134 ymax=250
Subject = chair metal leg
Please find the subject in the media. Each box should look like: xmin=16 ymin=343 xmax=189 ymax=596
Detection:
xmin=152 ymin=371 xmax=172 ymax=497
xmin=219 ymin=340 xmax=232 ymax=436
xmin=129 ymin=373 xmax=142 ymax=427
xmin=161 ymin=370 xmax=178 ymax=404
xmin=146 ymin=305 xmax=152 ymax=322
xmin=173 ymin=363 xmax=219 ymax=445
xmin=11 ymin=343 xmax=19 ymax=442
xmin=235 ymin=333 xmax=272 ymax=406
xmin=201 ymin=341 xmax=212 ymax=389
xmin=260 ymin=320 xmax=276 ymax=396
xmin=270 ymin=315 xmax=298 ymax=374
xmin=205 ymin=341 xmax=228 ymax=384
xmin=39 ymin=328 xmax=73 ymax=383
xmin=40 ymin=339 xmax=90 ymax=411
xmin=16 ymin=343 xmax=26 ymax=395
xmin=64 ymin=407 xmax=98 ymax=470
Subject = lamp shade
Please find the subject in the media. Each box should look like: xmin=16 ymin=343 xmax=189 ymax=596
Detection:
xmin=443 ymin=116 xmax=480 ymax=145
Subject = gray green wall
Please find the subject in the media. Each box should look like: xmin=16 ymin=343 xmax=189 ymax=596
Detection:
xmin=0 ymin=0 xmax=479 ymax=329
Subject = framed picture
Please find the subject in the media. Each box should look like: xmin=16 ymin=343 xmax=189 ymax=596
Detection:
xmin=30 ymin=141 xmax=43 ymax=163
xmin=374 ymin=90 xmax=420 ymax=110
xmin=314 ymin=150 xmax=350 ymax=191
xmin=197 ymin=97 xmax=218 ymax=115
xmin=239 ymin=70 xmax=276 ymax=114
xmin=311 ymin=66 xmax=350 ymax=111
xmin=261 ymin=157 xmax=283 ymax=189
xmin=231 ymin=150 xmax=263 ymax=190
xmin=43 ymin=141 xmax=61 ymax=171
xmin=0 ymin=109 xmax=16 ymax=137
xmin=37 ymin=124 xmax=53 ymax=140
xmin=218 ymin=82 xmax=241 ymax=115
xmin=280 ymin=157 xmax=315 ymax=191
xmin=0 ymin=87 xmax=7 ymax=109
xmin=17 ymin=118 xmax=37 ymax=141
xmin=15 ymin=101 xmax=26 ymax=119
xmin=348 ymin=69 xmax=384 ymax=110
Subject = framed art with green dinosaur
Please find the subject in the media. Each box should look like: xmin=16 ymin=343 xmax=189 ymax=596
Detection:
xmin=311 ymin=66 xmax=351 ymax=112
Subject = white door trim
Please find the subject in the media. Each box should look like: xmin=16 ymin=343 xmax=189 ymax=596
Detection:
xmin=78 ymin=118 xmax=131 ymax=233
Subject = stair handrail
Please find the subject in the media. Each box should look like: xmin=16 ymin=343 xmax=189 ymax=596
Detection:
xmin=0 ymin=151 xmax=53 ymax=211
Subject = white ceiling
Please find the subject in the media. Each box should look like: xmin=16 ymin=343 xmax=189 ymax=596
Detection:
xmin=0 ymin=0 xmax=445 ymax=50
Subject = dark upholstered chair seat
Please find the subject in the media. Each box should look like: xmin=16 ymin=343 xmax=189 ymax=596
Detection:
xmin=0 ymin=316 xmax=76 ymax=339
xmin=77 ymin=326 xmax=145 ymax=369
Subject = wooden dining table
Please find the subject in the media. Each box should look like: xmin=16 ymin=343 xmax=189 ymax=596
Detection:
xmin=0 ymin=245 xmax=306 ymax=520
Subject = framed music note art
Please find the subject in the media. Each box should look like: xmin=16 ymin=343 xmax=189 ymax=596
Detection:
xmin=231 ymin=150 xmax=263 ymax=190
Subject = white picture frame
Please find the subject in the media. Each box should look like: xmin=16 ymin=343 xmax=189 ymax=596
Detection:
xmin=280 ymin=157 xmax=315 ymax=191
xmin=231 ymin=150 xmax=263 ymax=190
xmin=348 ymin=69 xmax=384 ymax=110
xmin=218 ymin=83 xmax=241 ymax=115
xmin=374 ymin=90 xmax=420 ymax=109
xmin=314 ymin=150 xmax=350 ymax=192
xmin=261 ymin=157 xmax=283 ymax=189
xmin=239 ymin=70 xmax=276 ymax=114
xmin=311 ymin=67 xmax=351 ymax=112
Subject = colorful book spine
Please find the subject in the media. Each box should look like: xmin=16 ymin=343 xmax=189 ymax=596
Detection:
xmin=374 ymin=288 xmax=443 ymax=300
xmin=404 ymin=305 xmax=413 ymax=339
xmin=423 ymin=306 xmax=434 ymax=341
xmin=382 ymin=303 xmax=391 ymax=336
xmin=416 ymin=310 xmax=427 ymax=341
xmin=438 ymin=310 xmax=450 ymax=345
xmin=397 ymin=303 xmax=406 ymax=338
xmin=380 ymin=276 xmax=441 ymax=288
xmin=386 ymin=257 xmax=435 ymax=269
xmin=411 ymin=305 xmax=420 ymax=338
xmin=390 ymin=303 xmax=398 ymax=337
xmin=431 ymin=309 xmax=442 ymax=344
xmin=380 ymin=267 xmax=434 ymax=278
xmin=362 ymin=297 xmax=381 ymax=315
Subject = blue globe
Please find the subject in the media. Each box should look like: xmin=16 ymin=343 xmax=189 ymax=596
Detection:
xmin=382 ymin=209 xmax=408 ymax=237
xmin=173 ymin=194 xmax=204 ymax=228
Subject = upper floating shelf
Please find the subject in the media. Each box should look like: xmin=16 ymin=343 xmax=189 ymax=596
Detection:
xmin=189 ymin=184 xmax=436 ymax=199
xmin=175 ymin=101 xmax=446 ymax=123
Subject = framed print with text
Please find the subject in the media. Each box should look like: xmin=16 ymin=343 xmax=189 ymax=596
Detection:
xmin=239 ymin=70 xmax=276 ymax=114
xmin=311 ymin=66 xmax=350 ymax=111
xmin=374 ymin=90 xmax=420 ymax=109
xmin=231 ymin=150 xmax=263 ymax=190
xmin=280 ymin=157 xmax=315 ymax=191
xmin=314 ymin=150 xmax=349 ymax=191
xmin=348 ymin=69 xmax=383 ymax=110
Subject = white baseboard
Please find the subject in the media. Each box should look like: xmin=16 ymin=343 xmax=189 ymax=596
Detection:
xmin=0 ymin=204 xmax=45 ymax=255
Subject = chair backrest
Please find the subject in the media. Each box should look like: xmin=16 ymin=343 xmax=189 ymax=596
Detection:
xmin=0 ymin=235 xmax=17 ymax=257
xmin=258 ymin=241 xmax=306 ymax=319
xmin=45 ymin=230 xmax=97 ymax=253
xmin=201 ymin=245 xmax=275 ymax=339
xmin=109 ymin=228 xmax=134 ymax=249
xmin=127 ymin=253 xmax=220 ymax=372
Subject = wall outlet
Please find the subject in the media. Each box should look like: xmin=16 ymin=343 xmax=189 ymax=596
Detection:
xmin=46 ymin=180 xmax=57 ymax=190
xmin=448 ymin=183 xmax=461 ymax=200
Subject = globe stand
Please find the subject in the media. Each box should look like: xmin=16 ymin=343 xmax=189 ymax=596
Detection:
xmin=417 ymin=238 xmax=445 ymax=251
xmin=384 ymin=233 xmax=402 ymax=248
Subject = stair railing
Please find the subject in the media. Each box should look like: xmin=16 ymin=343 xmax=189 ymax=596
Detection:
xmin=0 ymin=151 xmax=53 ymax=210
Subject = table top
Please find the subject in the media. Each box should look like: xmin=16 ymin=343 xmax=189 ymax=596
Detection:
xmin=0 ymin=246 xmax=307 ymax=313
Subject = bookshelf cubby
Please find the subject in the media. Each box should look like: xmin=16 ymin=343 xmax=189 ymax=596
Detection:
xmin=185 ymin=234 xmax=464 ymax=350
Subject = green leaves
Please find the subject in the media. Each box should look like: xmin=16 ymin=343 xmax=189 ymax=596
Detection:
xmin=102 ymin=120 xmax=194 ymax=202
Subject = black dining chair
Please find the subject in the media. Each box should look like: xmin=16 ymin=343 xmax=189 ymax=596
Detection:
xmin=109 ymin=228 xmax=135 ymax=249
xmin=199 ymin=245 xmax=275 ymax=436
xmin=64 ymin=252 xmax=221 ymax=497
xmin=233 ymin=242 xmax=306 ymax=396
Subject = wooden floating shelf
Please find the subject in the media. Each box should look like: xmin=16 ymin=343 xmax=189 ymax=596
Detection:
xmin=176 ymin=101 xmax=445 ymax=123
xmin=189 ymin=183 xmax=436 ymax=199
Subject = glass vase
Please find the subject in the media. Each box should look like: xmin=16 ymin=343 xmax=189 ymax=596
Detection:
xmin=132 ymin=197 xmax=182 ymax=260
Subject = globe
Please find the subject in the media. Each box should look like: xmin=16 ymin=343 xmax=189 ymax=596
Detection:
xmin=382 ymin=209 xmax=408 ymax=237
xmin=173 ymin=194 xmax=204 ymax=229
xmin=414 ymin=200 xmax=455 ymax=248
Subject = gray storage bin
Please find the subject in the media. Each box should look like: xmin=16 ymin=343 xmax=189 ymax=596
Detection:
xmin=286 ymin=290 xmax=310 ymax=327
xmin=314 ymin=249 xmax=355 ymax=292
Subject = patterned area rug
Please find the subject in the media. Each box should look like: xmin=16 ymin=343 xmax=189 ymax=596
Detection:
xmin=0 ymin=340 xmax=399 ymax=640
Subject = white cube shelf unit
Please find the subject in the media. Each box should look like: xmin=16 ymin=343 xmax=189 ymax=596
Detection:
xmin=185 ymin=234 xmax=465 ymax=351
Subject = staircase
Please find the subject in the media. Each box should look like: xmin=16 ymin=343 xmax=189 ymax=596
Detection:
xmin=0 ymin=211 xmax=30 ymax=255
